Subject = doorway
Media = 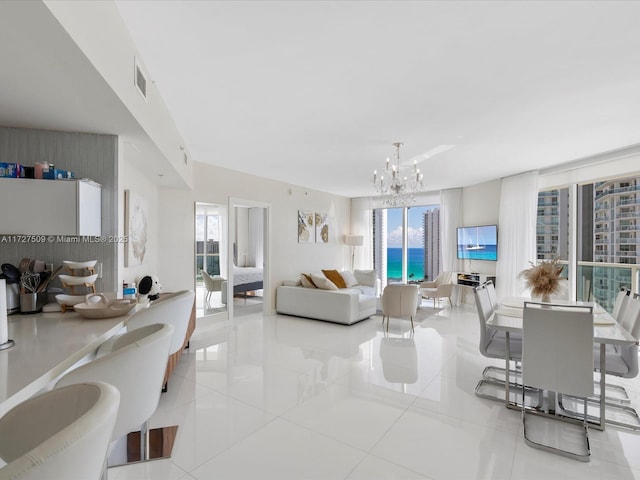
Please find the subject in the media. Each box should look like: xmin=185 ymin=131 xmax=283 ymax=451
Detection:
xmin=194 ymin=202 xmax=227 ymax=319
xmin=227 ymin=198 xmax=270 ymax=319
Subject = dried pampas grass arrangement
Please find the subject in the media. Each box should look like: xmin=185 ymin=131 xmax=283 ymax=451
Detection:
xmin=520 ymin=258 xmax=565 ymax=300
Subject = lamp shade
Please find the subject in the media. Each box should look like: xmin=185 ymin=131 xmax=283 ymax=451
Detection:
xmin=344 ymin=235 xmax=364 ymax=246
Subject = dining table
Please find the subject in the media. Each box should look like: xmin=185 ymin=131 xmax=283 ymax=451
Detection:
xmin=487 ymin=296 xmax=638 ymax=430
xmin=0 ymin=309 xmax=134 ymax=418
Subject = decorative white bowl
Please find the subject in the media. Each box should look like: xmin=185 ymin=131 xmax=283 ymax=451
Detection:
xmin=62 ymin=260 xmax=97 ymax=270
xmin=59 ymin=274 xmax=98 ymax=286
xmin=74 ymin=295 xmax=137 ymax=319
xmin=55 ymin=294 xmax=88 ymax=307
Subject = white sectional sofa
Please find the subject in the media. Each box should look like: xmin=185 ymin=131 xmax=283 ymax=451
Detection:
xmin=275 ymin=270 xmax=379 ymax=325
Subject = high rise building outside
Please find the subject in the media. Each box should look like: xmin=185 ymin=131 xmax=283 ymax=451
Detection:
xmin=423 ymin=208 xmax=441 ymax=282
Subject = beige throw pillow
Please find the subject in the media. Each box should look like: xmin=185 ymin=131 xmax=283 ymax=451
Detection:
xmin=310 ymin=274 xmax=338 ymax=290
xmin=322 ymin=269 xmax=347 ymax=288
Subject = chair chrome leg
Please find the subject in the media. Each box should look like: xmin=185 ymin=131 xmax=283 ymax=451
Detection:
xmin=557 ymin=395 xmax=640 ymax=430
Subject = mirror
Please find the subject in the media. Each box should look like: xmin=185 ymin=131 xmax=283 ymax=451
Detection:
xmin=195 ymin=202 xmax=228 ymax=318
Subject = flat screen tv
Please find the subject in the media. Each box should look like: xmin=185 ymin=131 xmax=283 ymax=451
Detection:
xmin=457 ymin=225 xmax=498 ymax=261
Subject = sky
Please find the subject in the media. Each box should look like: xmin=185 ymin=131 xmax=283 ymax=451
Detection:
xmin=386 ymin=205 xmax=438 ymax=248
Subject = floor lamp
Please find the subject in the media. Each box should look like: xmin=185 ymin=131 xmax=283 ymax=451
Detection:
xmin=344 ymin=235 xmax=364 ymax=271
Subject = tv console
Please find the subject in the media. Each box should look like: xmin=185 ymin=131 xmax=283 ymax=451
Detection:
xmin=456 ymin=272 xmax=496 ymax=288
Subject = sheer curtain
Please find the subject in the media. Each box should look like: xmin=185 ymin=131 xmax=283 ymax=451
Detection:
xmin=440 ymin=188 xmax=463 ymax=274
xmin=350 ymin=197 xmax=374 ymax=270
xmin=496 ymin=171 xmax=539 ymax=300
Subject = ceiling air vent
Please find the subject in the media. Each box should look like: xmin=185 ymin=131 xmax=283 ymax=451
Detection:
xmin=134 ymin=57 xmax=147 ymax=101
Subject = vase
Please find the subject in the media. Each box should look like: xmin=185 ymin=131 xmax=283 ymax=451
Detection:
xmin=539 ymin=294 xmax=551 ymax=303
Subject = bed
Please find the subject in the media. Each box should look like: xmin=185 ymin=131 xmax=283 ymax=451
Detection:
xmin=232 ymin=265 xmax=263 ymax=295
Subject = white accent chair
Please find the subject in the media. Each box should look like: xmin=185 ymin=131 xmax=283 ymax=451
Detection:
xmin=55 ymin=323 xmax=174 ymax=470
xmin=419 ymin=272 xmax=454 ymax=307
xmin=0 ymin=382 xmax=120 ymax=480
xmin=201 ymin=270 xmax=224 ymax=304
xmin=381 ymin=284 xmax=420 ymax=332
xmin=127 ymin=290 xmax=195 ymax=390
xmin=522 ymin=302 xmax=594 ymax=461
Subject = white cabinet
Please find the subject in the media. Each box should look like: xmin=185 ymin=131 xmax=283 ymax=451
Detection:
xmin=0 ymin=178 xmax=101 ymax=236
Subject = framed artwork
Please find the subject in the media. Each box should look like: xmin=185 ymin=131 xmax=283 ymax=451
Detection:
xmin=298 ymin=210 xmax=314 ymax=243
xmin=125 ymin=190 xmax=148 ymax=266
xmin=315 ymin=212 xmax=329 ymax=243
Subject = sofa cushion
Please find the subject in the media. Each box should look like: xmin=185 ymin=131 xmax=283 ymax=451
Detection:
xmin=340 ymin=270 xmax=358 ymax=288
xmin=354 ymin=269 xmax=377 ymax=287
xmin=322 ymin=269 xmax=347 ymax=288
xmin=300 ymin=273 xmax=316 ymax=288
xmin=348 ymin=285 xmax=377 ymax=297
xmin=282 ymin=279 xmax=301 ymax=287
xmin=311 ymin=274 xmax=338 ymax=290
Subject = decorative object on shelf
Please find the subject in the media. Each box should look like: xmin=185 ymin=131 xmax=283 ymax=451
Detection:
xmin=315 ymin=212 xmax=329 ymax=244
xmin=137 ymin=274 xmax=162 ymax=303
xmin=298 ymin=210 xmax=314 ymax=243
xmin=372 ymin=142 xmax=424 ymax=207
xmin=74 ymin=294 xmax=137 ymax=319
xmin=344 ymin=234 xmax=364 ymax=270
xmin=125 ymin=190 xmax=148 ymax=267
xmin=58 ymin=260 xmax=98 ymax=312
xmin=520 ymin=258 xmax=565 ymax=302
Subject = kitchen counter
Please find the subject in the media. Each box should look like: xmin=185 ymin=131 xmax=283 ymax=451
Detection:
xmin=0 ymin=309 xmax=134 ymax=417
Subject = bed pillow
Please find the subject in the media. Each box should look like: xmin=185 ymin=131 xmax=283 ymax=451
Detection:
xmin=300 ymin=273 xmax=316 ymax=288
xmin=340 ymin=270 xmax=358 ymax=288
xmin=310 ymin=274 xmax=339 ymax=290
xmin=322 ymin=269 xmax=347 ymax=289
xmin=354 ymin=269 xmax=377 ymax=287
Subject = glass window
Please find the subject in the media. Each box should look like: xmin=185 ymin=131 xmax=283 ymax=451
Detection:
xmin=537 ymin=175 xmax=639 ymax=311
xmin=373 ymin=204 xmax=439 ymax=286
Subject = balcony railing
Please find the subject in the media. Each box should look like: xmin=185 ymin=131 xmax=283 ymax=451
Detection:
xmin=574 ymin=261 xmax=639 ymax=313
xmin=595 ymin=184 xmax=640 ymax=200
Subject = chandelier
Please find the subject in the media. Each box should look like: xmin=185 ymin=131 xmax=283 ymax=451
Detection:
xmin=371 ymin=142 xmax=424 ymax=207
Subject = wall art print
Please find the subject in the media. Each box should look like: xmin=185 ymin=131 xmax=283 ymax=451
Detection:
xmin=315 ymin=212 xmax=329 ymax=243
xmin=125 ymin=190 xmax=148 ymax=266
xmin=298 ymin=210 xmax=314 ymax=243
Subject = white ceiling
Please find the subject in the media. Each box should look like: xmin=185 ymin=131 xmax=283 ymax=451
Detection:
xmin=3 ymin=1 xmax=640 ymax=198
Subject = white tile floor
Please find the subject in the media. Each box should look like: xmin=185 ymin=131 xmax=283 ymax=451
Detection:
xmin=109 ymin=303 xmax=640 ymax=480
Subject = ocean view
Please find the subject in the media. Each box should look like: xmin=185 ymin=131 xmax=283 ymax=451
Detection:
xmin=387 ymin=247 xmax=425 ymax=281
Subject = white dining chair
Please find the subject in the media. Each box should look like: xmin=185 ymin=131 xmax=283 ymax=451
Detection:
xmin=55 ymin=323 xmax=174 ymax=475
xmin=612 ymin=288 xmax=631 ymax=323
xmin=473 ymin=282 xmax=524 ymax=403
xmin=0 ymin=382 xmax=120 ymax=480
xmin=522 ymin=302 xmax=594 ymax=461
xmin=590 ymin=296 xmax=640 ymax=429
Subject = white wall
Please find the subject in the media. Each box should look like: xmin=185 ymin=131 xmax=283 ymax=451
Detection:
xmin=44 ymin=0 xmax=194 ymax=190
xmin=157 ymin=161 xmax=352 ymax=308
xmin=118 ymin=140 xmax=159 ymax=291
